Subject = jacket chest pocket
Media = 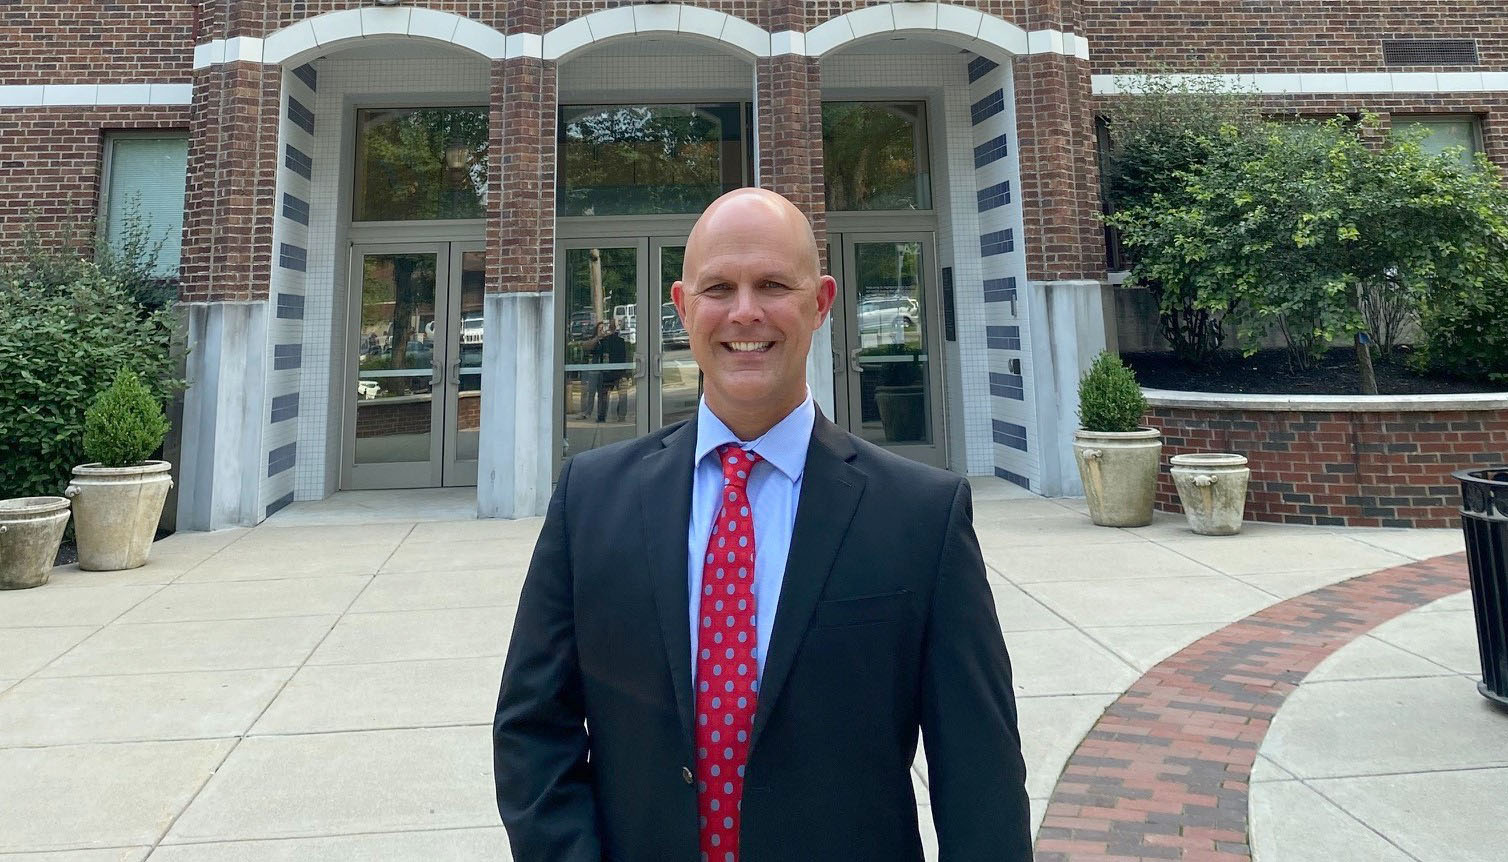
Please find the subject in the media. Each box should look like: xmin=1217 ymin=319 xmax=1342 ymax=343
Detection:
xmin=812 ymin=588 xmax=913 ymax=629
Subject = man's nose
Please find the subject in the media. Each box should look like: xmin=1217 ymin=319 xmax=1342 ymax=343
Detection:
xmin=727 ymin=284 xmax=763 ymax=324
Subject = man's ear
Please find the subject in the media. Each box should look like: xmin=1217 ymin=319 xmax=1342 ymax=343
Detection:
xmin=814 ymin=275 xmax=837 ymax=326
xmin=671 ymin=281 xmax=687 ymax=322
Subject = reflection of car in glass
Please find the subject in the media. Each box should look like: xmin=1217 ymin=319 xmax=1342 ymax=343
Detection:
xmin=403 ymin=339 xmax=433 ymax=368
xmin=460 ymin=312 xmax=484 ymax=346
xmin=660 ymin=302 xmax=689 ymax=349
xmin=858 ymin=296 xmax=919 ymax=343
xmin=357 ymin=379 xmax=381 ymax=400
xmin=568 ymin=310 xmax=596 ymax=340
xmin=613 ymin=304 xmax=638 ymax=344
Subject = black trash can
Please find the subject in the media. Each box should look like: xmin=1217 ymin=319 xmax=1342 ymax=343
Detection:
xmin=1455 ymin=466 xmax=1508 ymax=707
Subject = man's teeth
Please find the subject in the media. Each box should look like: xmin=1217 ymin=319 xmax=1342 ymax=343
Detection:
xmin=727 ymin=342 xmax=772 ymax=352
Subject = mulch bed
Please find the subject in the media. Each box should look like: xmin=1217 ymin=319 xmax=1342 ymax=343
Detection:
xmin=1125 ymin=346 xmax=1502 ymax=396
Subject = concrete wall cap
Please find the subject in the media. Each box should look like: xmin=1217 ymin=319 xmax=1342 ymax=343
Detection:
xmin=1143 ymin=388 xmax=1508 ymax=413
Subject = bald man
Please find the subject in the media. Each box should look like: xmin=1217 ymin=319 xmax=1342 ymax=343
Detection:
xmin=493 ymin=189 xmax=1031 ymax=862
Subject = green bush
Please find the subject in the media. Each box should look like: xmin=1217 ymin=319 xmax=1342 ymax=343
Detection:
xmin=1078 ymin=352 xmax=1148 ymax=433
xmin=83 ymin=368 xmax=172 ymax=468
xmin=1411 ymin=275 xmax=1508 ymax=383
xmin=0 ymin=264 xmax=179 ymax=497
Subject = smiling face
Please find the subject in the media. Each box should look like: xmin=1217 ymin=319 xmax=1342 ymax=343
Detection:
xmin=672 ymin=190 xmax=836 ymax=438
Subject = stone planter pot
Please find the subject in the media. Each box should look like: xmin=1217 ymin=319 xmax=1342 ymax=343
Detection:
xmin=875 ymin=384 xmax=926 ymax=442
xmin=1074 ymin=428 xmax=1163 ymax=527
xmin=0 ymin=497 xmax=72 ymax=589
xmin=66 ymin=461 xmax=173 ymax=571
xmin=1170 ymin=454 xmax=1251 ymax=536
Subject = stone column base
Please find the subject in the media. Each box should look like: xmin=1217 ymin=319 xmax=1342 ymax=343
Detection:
xmin=1026 ymin=280 xmax=1112 ymax=497
xmin=478 ymin=292 xmax=554 ymax=519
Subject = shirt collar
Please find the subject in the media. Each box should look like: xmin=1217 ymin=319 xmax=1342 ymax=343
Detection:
xmin=694 ymin=389 xmax=816 ymax=483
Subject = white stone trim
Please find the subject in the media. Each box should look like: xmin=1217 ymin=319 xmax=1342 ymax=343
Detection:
xmin=0 ymin=83 xmax=193 ymax=107
xmin=1096 ymin=71 xmax=1508 ymax=96
xmin=1143 ymin=388 xmax=1508 ymax=413
xmin=190 ymin=4 xmax=1090 ymax=67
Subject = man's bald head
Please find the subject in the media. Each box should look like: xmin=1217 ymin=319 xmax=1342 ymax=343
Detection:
xmin=682 ymin=188 xmax=821 ymax=287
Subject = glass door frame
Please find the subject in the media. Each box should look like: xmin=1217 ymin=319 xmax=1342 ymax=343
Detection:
xmin=828 ymin=229 xmax=948 ymax=468
xmin=342 ymin=242 xmax=451 ymax=490
xmin=442 ymin=241 xmax=485 ymax=486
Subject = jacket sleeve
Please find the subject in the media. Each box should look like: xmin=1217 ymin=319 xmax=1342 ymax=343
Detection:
xmin=920 ymin=478 xmax=1033 ymax=860
xmin=493 ymin=458 xmax=603 ymax=862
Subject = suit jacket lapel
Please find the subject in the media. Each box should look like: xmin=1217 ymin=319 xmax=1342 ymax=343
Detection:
xmin=639 ymin=418 xmax=699 ymax=744
xmin=750 ymin=414 xmax=864 ymax=751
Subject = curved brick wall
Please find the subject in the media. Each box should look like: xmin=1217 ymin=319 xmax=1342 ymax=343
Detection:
xmin=1144 ymin=390 xmax=1508 ymax=529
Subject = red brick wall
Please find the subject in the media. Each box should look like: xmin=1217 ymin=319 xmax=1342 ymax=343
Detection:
xmin=1085 ymin=1 xmax=1508 ymax=73
xmin=1148 ymin=404 xmax=1508 ymax=529
xmin=757 ymin=54 xmax=826 ymax=268
xmin=0 ymin=2 xmax=196 ymax=85
xmin=355 ymin=393 xmax=480 ymax=438
xmin=0 ymin=106 xmax=190 ymax=258
xmin=488 ymin=56 xmax=556 ymax=295
xmin=1016 ymin=54 xmax=1105 ymax=282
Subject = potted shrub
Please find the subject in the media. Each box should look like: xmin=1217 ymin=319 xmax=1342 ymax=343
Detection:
xmin=0 ymin=496 xmax=72 ymax=589
xmin=66 ymin=368 xmax=173 ymax=571
xmin=1073 ymin=351 xmax=1162 ymax=527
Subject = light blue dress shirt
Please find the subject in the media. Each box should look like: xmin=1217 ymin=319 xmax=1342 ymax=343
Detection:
xmin=688 ymin=392 xmax=815 ymax=683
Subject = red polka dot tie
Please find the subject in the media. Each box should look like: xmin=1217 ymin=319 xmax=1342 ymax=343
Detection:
xmin=695 ymin=443 xmax=762 ymax=862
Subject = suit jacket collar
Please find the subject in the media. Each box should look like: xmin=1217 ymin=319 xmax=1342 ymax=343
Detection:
xmin=636 ymin=410 xmax=866 ymax=751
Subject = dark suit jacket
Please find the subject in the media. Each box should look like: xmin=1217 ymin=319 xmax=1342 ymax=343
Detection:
xmin=493 ymin=414 xmax=1031 ymax=861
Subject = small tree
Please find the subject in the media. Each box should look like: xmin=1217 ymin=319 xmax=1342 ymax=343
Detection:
xmin=1100 ymin=71 xmax=1260 ymax=364
xmin=1078 ymin=352 xmax=1149 ymax=433
xmin=83 ymin=368 xmax=171 ymax=467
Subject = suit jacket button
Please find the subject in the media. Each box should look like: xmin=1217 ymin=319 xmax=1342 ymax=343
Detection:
xmin=681 ymin=766 xmax=694 ymax=785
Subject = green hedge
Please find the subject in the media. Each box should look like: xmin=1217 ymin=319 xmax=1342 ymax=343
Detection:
xmin=0 ymin=265 xmax=179 ymax=498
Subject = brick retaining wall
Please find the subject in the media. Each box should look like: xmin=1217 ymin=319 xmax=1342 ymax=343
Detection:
xmin=1145 ymin=392 xmax=1508 ymax=529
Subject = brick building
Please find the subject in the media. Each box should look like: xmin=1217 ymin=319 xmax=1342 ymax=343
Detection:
xmin=2 ymin=2 xmax=1504 ymax=529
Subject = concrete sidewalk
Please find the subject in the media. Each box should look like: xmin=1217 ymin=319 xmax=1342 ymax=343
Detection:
xmin=0 ymin=480 xmax=1482 ymax=860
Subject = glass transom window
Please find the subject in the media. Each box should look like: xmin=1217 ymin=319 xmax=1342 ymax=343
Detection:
xmin=822 ymin=102 xmax=933 ymax=211
xmin=353 ymin=107 xmax=488 ymax=221
xmin=558 ymin=103 xmax=746 ymax=216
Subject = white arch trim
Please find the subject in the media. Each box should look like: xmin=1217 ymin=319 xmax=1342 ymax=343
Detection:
xmin=191 ymin=3 xmax=1091 ymax=69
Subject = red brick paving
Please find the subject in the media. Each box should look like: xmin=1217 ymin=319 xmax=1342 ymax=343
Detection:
xmin=1034 ymin=553 xmax=1470 ymax=862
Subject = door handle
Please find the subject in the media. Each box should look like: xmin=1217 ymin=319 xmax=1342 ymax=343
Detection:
xmin=449 ymin=359 xmax=461 ymax=387
xmin=848 ymin=347 xmax=864 ymax=374
xmin=431 ymin=360 xmax=442 ymax=387
xmin=832 ymin=348 xmax=842 ymax=376
xmin=632 ymin=354 xmax=646 ymax=379
xmin=653 ymin=352 xmax=663 ymax=379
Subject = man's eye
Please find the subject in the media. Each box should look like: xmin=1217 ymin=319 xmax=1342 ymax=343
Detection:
xmin=703 ymin=284 xmax=731 ymax=294
xmin=763 ymin=281 xmax=790 ymax=290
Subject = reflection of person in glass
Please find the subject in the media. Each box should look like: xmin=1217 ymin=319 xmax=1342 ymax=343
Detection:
xmin=574 ymin=321 xmax=605 ymax=420
xmin=587 ymin=321 xmax=629 ymax=423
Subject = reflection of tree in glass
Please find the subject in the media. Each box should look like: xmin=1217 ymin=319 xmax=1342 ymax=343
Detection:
xmin=560 ymin=106 xmax=728 ymax=215
xmin=823 ymin=103 xmax=924 ymax=211
xmin=360 ymin=255 xmax=436 ymax=370
xmin=357 ymin=108 xmax=488 ymax=221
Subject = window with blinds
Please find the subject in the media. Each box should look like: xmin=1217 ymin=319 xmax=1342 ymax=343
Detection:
xmin=1391 ymin=116 xmax=1483 ymax=172
xmin=101 ymin=134 xmax=189 ymax=277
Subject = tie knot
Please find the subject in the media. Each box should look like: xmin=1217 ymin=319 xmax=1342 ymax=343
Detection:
xmin=717 ymin=443 xmax=762 ymax=488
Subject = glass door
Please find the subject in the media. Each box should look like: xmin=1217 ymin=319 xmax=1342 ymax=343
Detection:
xmin=832 ymin=232 xmax=946 ymax=467
xmin=557 ymin=239 xmax=647 ymax=463
xmin=652 ymin=237 xmax=700 ymax=429
xmin=442 ymin=244 xmax=485 ymax=485
xmin=344 ymin=244 xmax=449 ymax=489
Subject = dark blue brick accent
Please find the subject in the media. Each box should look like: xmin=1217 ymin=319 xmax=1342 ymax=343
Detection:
xmin=273 ymin=343 xmax=302 ymax=370
xmin=980 ymin=229 xmax=1014 ymax=257
xmin=974 ymin=134 xmax=1009 ymax=168
xmin=268 ymin=442 xmax=297 ymax=477
xmin=992 ymin=420 xmax=1029 ymax=451
xmin=282 ymin=193 xmax=309 ymax=225
xmin=279 ymin=243 xmax=306 ymax=272
xmin=968 ymin=56 xmax=999 ymax=84
xmin=287 ymin=97 xmax=315 ymax=135
xmin=994 ymin=467 xmax=1031 ymax=490
xmin=275 ymin=292 xmax=304 ymax=320
xmin=292 ymin=64 xmax=318 ymax=92
xmin=265 ymin=491 xmax=295 ymax=518
xmin=284 ymin=145 xmax=312 ymax=179
xmin=986 ymin=325 xmax=1021 ymax=350
xmin=970 ymin=90 xmax=1005 ymax=125
xmin=983 ymin=277 xmax=1017 ymax=303
xmin=990 ymin=372 xmax=1025 ymax=400
xmin=270 ymin=393 xmax=300 ymax=424
xmin=976 ymin=181 xmax=1011 ymax=212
